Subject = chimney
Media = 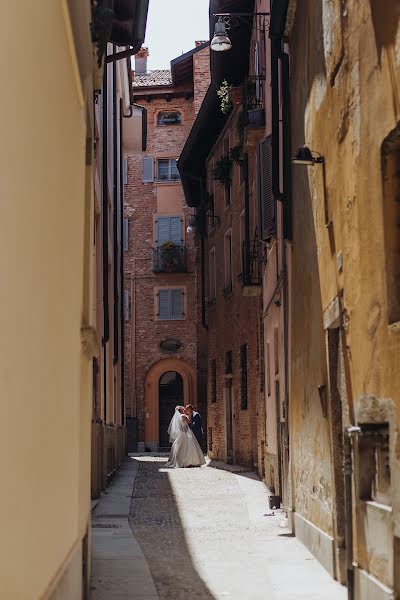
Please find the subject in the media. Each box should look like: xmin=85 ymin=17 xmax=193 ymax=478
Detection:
xmin=195 ymin=40 xmax=207 ymax=47
xmin=135 ymin=47 xmax=149 ymax=75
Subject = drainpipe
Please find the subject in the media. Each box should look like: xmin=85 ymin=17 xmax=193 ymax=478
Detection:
xmin=344 ymin=425 xmax=361 ymax=600
xmin=113 ymin=47 xmax=119 ymax=366
xmin=200 ymin=218 xmax=207 ymax=329
xmin=119 ymin=98 xmax=125 ymax=427
xmin=243 ymin=152 xmax=250 ymax=282
xmin=281 ymin=47 xmax=292 ymax=508
xmin=102 ymin=56 xmax=110 ymax=421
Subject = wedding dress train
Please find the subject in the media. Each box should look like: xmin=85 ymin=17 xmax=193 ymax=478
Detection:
xmin=164 ymin=408 xmax=205 ymax=468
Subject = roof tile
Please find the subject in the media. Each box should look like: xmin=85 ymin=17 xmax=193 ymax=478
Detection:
xmin=132 ymin=70 xmax=172 ymax=88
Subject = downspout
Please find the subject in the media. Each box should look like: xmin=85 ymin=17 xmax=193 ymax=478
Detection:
xmin=102 ymin=56 xmax=110 ymax=421
xmin=200 ymin=218 xmax=207 ymax=329
xmin=271 ymin=37 xmax=282 ymax=201
xmin=113 ymin=47 xmax=119 ymax=366
xmin=119 ymin=98 xmax=125 ymax=427
xmin=281 ymin=48 xmax=291 ymax=509
xmin=243 ymin=152 xmax=250 ymax=282
xmin=344 ymin=426 xmax=360 ymax=600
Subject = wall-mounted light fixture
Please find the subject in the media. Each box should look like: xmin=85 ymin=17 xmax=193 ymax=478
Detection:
xmin=186 ymin=210 xmax=220 ymax=234
xmin=292 ymin=145 xmax=332 ymax=229
xmin=210 ymin=12 xmax=270 ymax=52
xmin=210 ymin=18 xmax=232 ymax=52
xmin=291 ymin=146 xmax=324 ymax=166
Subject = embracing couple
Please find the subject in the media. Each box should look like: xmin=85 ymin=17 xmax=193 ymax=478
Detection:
xmin=165 ymin=404 xmax=206 ymax=468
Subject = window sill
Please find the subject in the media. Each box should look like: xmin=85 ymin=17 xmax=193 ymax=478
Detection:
xmin=156 ymin=317 xmax=185 ymax=321
xmin=155 ymin=180 xmax=181 ymax=185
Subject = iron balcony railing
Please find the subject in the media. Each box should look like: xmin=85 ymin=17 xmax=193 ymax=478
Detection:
xmin=153 ymin=245 xmax=187 ymax=273
xmin=242 ymin=240 xmax=262 ymax=286
xmin=245 ymin=75 xmax=265 ymax=127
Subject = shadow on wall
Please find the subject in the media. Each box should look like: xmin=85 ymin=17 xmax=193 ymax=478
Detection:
xmin=369 ymin=0 xmax=400 ymax=61
xmin=128 ymin=458 xmax=216 ymax=600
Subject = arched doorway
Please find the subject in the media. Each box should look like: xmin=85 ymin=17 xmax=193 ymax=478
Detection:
xmin=143 ymin=358 xmax=196 ymax=450
xmin=158 ymin=371 xmax=183 ymax=448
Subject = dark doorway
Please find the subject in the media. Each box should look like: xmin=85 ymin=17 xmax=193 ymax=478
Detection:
xmin=159 ymin=371 xmax=183 ymax=449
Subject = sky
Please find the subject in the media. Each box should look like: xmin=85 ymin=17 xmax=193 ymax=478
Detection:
xmin=144 ymin=0 xmax=210 ymax=71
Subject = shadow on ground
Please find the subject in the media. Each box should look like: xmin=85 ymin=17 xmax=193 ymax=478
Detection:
xmin=128 ymin=458 xmax=216 ymax=600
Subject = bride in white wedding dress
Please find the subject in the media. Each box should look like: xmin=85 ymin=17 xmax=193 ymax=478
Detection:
xmin=164 ymin=406 xmax=206 ymax=468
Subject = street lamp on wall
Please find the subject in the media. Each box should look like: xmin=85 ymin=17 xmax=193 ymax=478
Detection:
xmin=210 ymin=12 xmax=270 ymax=52
xmin=210 ymin=18 xmax=232 ymax=52
xmin=291 ymin=146 xmax=325 ymax=166
xmin=186 ymin=210 xmax=220 ymax=234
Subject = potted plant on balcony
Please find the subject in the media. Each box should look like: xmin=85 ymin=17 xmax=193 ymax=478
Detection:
xmin=217 ymin=80 xmax=232 ymax=114
xmin=212 ymin=155 xmax=232 ymax=187
xmin=160 ymin=240 xmax=180 ymax=272
xmin=217 ymin=81 xmax=243 ymax=115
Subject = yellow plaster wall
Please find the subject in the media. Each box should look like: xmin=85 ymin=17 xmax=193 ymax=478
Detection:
xmin=0 ymin=2 xmax=93 ymax=597
xmin=290 ymin=0 xmax=400 ymax=571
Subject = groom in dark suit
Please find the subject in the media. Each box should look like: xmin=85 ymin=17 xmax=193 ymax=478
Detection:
xmin=185 ymin=404 xmax=203 ymax=446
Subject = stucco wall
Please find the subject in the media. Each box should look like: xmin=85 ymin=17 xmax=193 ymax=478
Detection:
xmin=1 ymin=1 xmax=93 ymax=598
xmin=289 ymin=0 xmax=400 ymax=588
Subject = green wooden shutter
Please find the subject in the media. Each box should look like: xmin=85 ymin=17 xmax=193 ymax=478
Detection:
xmin=259 ymin=136 xmax=275 ymax=240
xmin=170 ymin=217 xmax=182 ymax=245
xmin=141 ymin=156 xmax=154 ymax=182
xmin=158 ymin=289 xmax=170 ymax=319
xmin=171 ymin=289 xmax=184 ymax=319
xmin=157 ymin=217 xmax=170 ymax=245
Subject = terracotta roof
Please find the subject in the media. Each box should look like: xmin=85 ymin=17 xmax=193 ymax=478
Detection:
xmin=132 ymin=69 xmax=172 ymax=88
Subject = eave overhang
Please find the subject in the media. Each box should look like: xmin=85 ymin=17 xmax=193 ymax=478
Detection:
xmin=178 ymin=0 xmax=254 ymax=208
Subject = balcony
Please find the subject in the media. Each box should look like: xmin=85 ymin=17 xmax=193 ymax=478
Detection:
xmin=153 ymin=244 xmax=187 ymax=273
xmin=245 ymin=75 xmax=265 ymax=128
xmin=242 ymin=240 xmax=262 ymax=296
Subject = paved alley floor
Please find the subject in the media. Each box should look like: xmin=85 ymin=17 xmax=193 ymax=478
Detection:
xmin=92 ymin=456 xmax=346 ymax=600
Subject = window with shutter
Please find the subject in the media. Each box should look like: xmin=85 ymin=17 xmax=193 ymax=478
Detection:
xmin=156 ymin=216 xmax=182 ymax=246
xmin=157 ymin=288 xmax=184 ymax=320
xmin=123 ymin=218 xmax=129 ymax=251
xmin=141 ymin=156 xmax=154 ymax=183
xmin=259 ymin=136 xmax=275 ymax=240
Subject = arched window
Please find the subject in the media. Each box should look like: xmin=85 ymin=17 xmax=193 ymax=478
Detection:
xmin=157 ymin=111 xmax=182 ymax=126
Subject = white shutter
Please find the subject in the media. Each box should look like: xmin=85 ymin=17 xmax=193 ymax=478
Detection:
xmin=157 ymin=217 xmax=171 ymax=245
xmin=124 ymin=290 xmax=129 ymax=321
xmin=123 ymin=158 xmax=128 ymax=184
xmin=123 ymin=218 xmax=129 ymax=251
xmin=141 ymin=156 xmax=154 ymax=182
xmin=158 ymin=289 xmax=170 ymax=319
xmin=171 ymin=289 xmax=184 ymax=319
xmin=170 ymin=217 xmax=182 ymax=245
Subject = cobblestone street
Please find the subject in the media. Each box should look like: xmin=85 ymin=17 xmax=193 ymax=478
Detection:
xmin=123 ymin=457 xmax=346 ymax=600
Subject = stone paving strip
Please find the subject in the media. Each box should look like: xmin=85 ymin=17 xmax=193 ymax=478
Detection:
xmin=92 ymin=456 xmax=347 ymax=600
xmin=91 ymin=459 xmax=158 ymax=600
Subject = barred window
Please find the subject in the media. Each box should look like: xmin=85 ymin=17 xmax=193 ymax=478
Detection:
xmin=240 ymin=344 xmax=248 ymax=410
xmin=211 ymin=359 xmax=217 ymax=403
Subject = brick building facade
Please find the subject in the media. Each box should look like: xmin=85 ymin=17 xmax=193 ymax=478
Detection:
xmin=204 ymin=106 xmax=264 ymax=469
xmin=124 ymin=44 xmax=209 ymax=451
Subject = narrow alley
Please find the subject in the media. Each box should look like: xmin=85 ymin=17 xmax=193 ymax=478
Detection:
xmin=3 ymin=1 xmax=400 ymax=598
xmin=92 ymin=458 xmax=346 ymax=600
